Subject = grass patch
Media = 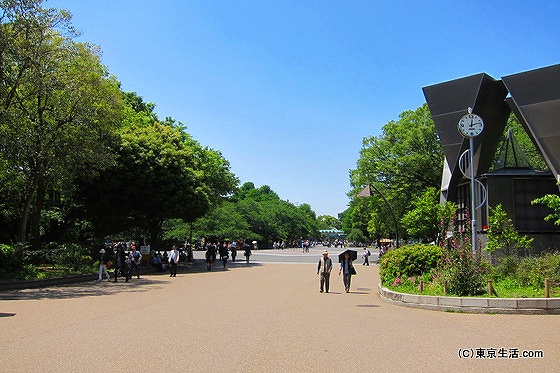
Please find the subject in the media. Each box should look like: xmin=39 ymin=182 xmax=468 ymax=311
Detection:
xmin=386 ymin=278 xmax=560 ymax=298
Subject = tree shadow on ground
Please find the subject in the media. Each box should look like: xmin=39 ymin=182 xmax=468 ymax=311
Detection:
xmin=0 ymin=277 xmax=171 ymax=301
xmin=0 ymin=259 xmax=262 ymax=301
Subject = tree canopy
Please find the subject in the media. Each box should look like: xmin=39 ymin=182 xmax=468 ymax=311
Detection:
xmin=0 ymin=1 xmax=328 ymax=251
xmin=76 ymin=93 xmax=238 ymax=246
xmin=165 ymin=182 xmax=319 ymax=247
xmin=347 ymin=104 xmax=443 ymax=241
xmin=0 ymin=0 xmax=123 ymax=246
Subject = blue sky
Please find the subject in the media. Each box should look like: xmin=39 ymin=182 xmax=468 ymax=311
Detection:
xmin=46 ymin=0 xmax=559 ymax=217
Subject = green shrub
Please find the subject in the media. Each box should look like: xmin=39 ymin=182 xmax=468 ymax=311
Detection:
xmin=515 ymin=253 xmax=560 ymax=288
xmin=0 ymin=243 xmax=24 ymax=270
xmin=379 ymin=244 xmax=443 ymax=286
xmin=542 ymin=253 xmax=560 ymax=283
xmin=0 ymin=244 xmax=16 ymax=269
xmin=439 ymin=246 xmax=490 ymax=296
xmin=491 ymin=256 xmax=519 ymax=281
xmin=57 ymin=243 xmax=92 ymax=271
xmin=18 ymin=264 xmax=40 ymax=280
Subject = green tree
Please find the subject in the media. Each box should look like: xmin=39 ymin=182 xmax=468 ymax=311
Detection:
xmin=185 ymin=182 xmax=319 ymax=247
xmin=342 ymin=199 xmax=372 ymax=239
xmin=317 ymin=215 xmax=340 ymax=230
xmin=346 ymin=228 xmax=367 ymax=244
xmin=176 ymin=201 xmax=253 ymax=242
xmin=349 ymin=104 xmax=443 ymax=242
xmin=77 ymin=97 xmax=237 ymax=246
xmin=0 ymin=1 xmax=123 ymax=246
xmin=484 ymin=204 xmax=533 ymax=256
xmin=401 ymin=187 xmax=456 ymax=244
xmin=532 ymin=194 xmax=560 ymax=226
xmin=492 ymin=113 xmax=549 ymax=171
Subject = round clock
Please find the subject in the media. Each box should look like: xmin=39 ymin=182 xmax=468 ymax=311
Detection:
xmin=458 ymin=113 xmax=484 ymax=137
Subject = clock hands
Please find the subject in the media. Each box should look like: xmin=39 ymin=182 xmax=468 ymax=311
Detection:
xmin=458 ymin=113 xmax=484 ymax=138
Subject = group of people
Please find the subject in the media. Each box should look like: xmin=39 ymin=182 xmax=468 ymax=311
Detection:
xmin=97 ymin=242 xmax=370 ymax=290
xmin=96 ymin=242 xmax=143 ymax=283
xmin=316 ymin=250 xmax=356 ymax=293
xmin=204 ymin=240 xmax=253 ymax=271
xmin=97 ymin=238 xmax=259 ymax=281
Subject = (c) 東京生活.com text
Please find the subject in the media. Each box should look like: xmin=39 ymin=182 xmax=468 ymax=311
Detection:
xmin=458 ymin=347 xmax=543 ymax=359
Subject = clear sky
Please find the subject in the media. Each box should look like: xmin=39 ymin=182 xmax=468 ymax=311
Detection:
xmin=46 ymin=0 xmax=559 ymax=217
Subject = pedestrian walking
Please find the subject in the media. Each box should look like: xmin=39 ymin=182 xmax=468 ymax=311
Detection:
xmin=243 ymin=241 xmax=251 ymax=263
xmin=219 ymin=242 xmax=228 ymax=268
xmin=206 ymin=243 xmax=216 ymax=271
xmin=230 ymin=240 xmax=237 ymax=262
xmin=169 ymin=245 xmax=180 ymax=277
xmin=339 ymin=252 xmax=355 ymax=293
xmin=129 ymin=245 xmax=142 ymax=278
xmin=184 ymin=241 xmax=192 ymax=262
xmin=113 ymin=244 xmax=130 ymax=283
xmin=317 ymin=250 xmax=332 ymax=293
xmin=97 ymin=248 xmax=111 ymax=282
xmin=362 ymin=247 xmax=371 ymax=266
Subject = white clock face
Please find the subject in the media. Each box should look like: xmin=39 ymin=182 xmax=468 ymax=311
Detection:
xmin=458 ymin=114 xmax=484 ymax=137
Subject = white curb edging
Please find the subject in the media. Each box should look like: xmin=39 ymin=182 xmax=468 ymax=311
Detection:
xmin=378 ymin=284 xmax=560 ymax=314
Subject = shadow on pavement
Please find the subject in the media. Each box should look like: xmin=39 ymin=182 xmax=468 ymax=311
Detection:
xmin=0 ymin=259 xmax=263 ymax=300
xmin=0 ymin=277 xmax=170 ymax=301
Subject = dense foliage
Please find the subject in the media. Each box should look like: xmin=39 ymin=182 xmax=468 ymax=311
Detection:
xmin=347 ymin=104 xmax=443 ymax=241
xmin=164 ymin=182 xmax=320 ymax=247
xmin=513 ymin=253 xmax=560 ymax=288
xmin=484 ymin=204 xmax=533 ymax=256
xmin=0 ymin=0 xmax=123 ymax=247
xmin=0 ymin=1 xmax=334 ymax=279
xmin=493 ymin=114 xmax=549 ymax=172
xmin=76 ymin=95 xmax=238 ymax=247
xmin=439 ymin=245 xmax=489 ymax=296
xmin=379 ymin=244 xmax=443 ymax=286
xmin=400 ymin=187 xmax=457 ymax=244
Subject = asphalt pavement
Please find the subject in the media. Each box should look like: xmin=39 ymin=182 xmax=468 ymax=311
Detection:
xmin=1 ymin=246 xmax=559 ymax=372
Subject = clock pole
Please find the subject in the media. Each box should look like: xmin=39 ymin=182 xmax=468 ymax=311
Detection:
xmin=469 ymin=134 xmax=477 ymax=254
xmin=458 ymin=107 xmax=484 ymax=254
xmin=466 ymin=107 xmax=478 ymax=254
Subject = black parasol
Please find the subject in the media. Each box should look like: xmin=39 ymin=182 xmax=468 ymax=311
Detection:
xmin=338 ymin=249 xmax=357 ymax=263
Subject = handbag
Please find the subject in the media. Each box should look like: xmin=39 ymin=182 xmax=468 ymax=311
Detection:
xmin=350 ymin=267 xmax=357 ymax=275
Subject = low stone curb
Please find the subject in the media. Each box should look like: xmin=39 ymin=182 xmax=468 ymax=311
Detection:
xmin=0 ymin=274 xmax=97 ymax=291
xmin=378 ymin=283 xmax=560 ymax=315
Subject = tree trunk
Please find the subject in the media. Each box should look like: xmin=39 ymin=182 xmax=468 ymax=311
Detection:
xmin=17 ymin=173 xmax=39 ymax=243
xmin=30 ymin=178 xmax=46 ymax=250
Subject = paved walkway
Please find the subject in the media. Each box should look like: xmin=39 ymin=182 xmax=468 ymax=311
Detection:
xmin=1 ymin=248 xmax=559 ymax=372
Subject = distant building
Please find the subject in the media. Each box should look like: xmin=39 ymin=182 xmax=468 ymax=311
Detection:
xmin=319 ymin=229 xmax=346 ymax=242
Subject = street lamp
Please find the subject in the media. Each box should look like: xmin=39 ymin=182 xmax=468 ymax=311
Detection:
xmin=357 ymin=184 xmax=400 ymax=248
